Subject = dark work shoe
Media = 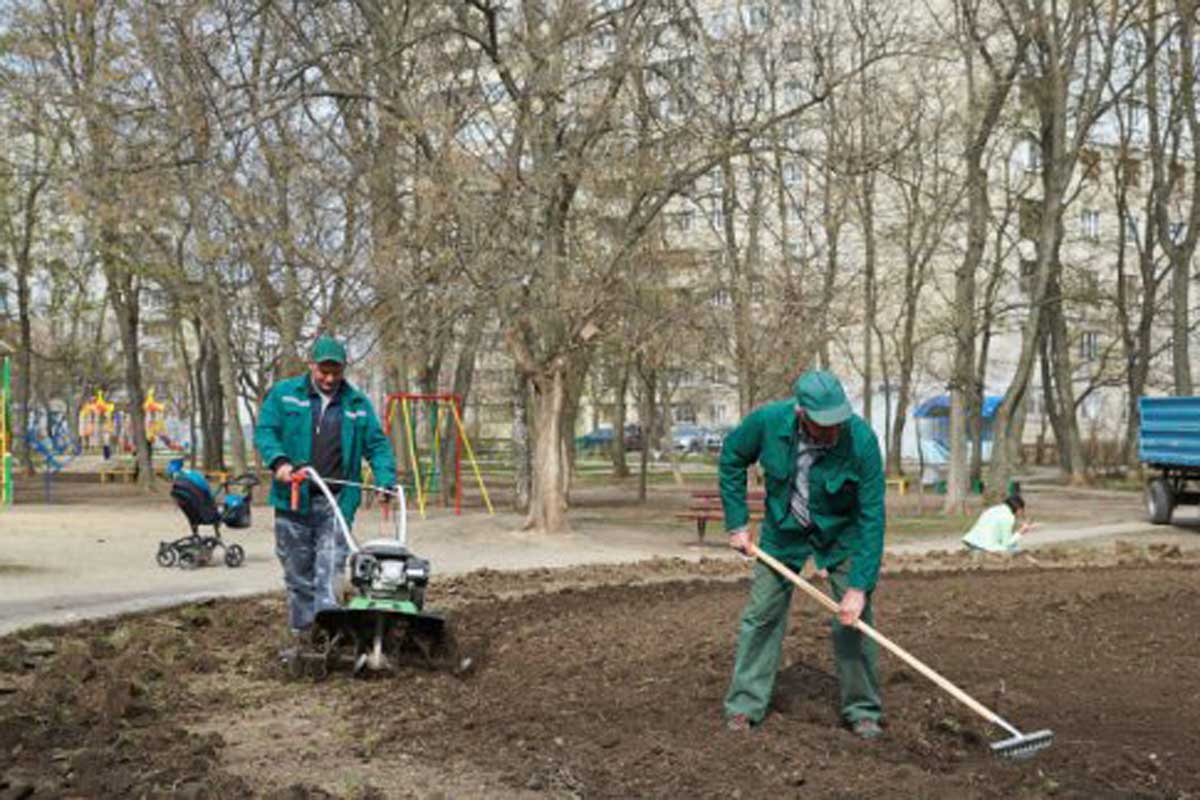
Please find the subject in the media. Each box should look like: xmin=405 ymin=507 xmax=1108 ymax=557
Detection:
xmin=850 ymin=718 xmax=883 ymax=740
xmin=726 ymin=714 xmax=753 ymax=732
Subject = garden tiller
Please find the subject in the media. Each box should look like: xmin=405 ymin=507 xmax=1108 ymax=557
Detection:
xmin=289 ymin=467 xmax=470 ymax=678
xmin=753 ymin=546 xmax=1054 ymax=759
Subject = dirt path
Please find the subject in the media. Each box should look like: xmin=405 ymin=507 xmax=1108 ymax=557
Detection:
xmin=2 ymin=481 xmax=1197 ymax=636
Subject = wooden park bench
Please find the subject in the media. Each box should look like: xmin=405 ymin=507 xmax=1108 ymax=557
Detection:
xmin=676 ymin=489 xmax=765 ymax=544
xmin=99 ymin=462 xmax=137 ymax=484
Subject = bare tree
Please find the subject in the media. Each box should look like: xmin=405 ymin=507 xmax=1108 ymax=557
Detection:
xmin=943 ymin=0 xmax=1032 ymax=511
xmin=986 ymin=0 xmax=1139 ymax=496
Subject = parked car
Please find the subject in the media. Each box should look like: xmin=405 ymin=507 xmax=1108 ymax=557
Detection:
xmin=622 ymin=423 xmax=643 ymax=451
xmin=704 ymin=425 xmax=733 ymax=452
xmin=577 ymin=424 xmax=642 ymax=453
xmin=576 ymin=427 xmax=615 ymax=451
xmin=672 ymin=423 xmax=707 ymax=453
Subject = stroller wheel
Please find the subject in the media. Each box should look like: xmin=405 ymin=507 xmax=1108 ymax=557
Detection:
xmin=156 ymin=544 xmax=177 ymax=568
xmin=224 ymin=544 xmax=245 ymax=568
xmin=178 ymin=549 xmax=199 ymax=570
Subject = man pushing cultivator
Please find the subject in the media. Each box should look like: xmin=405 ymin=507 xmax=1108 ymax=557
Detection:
xmin=253 ymin=335 xmax=398 ymax=663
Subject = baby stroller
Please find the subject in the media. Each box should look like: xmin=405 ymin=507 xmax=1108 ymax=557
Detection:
xmin=156 ymin=463 xmax=260 ymax=569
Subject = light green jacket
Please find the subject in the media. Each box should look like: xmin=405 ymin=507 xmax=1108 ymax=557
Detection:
xmin=962 ymin=504 xmax=1020 ymax=552
xmin=719 ymin=400 xmax=886 ymax=591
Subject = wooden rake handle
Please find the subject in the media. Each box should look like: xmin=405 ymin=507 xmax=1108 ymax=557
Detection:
xmin=750 ymin=545 xmax=1017 ymax=736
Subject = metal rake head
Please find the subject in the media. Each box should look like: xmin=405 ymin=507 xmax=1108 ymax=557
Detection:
xmin=991 ymin=729 xmax=1054 ymax=759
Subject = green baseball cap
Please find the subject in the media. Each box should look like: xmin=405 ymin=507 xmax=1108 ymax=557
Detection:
xmin=793 ymin=369 xmax=852 ymax=426
xmin=310 ymin=334 xmax=347 ymax=365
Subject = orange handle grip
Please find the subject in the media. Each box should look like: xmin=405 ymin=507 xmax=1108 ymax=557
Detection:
xmin=289 ymin=468 xmax=308 ymax=510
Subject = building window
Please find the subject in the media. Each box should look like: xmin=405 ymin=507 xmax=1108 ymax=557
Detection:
xmin=1120 ymin=156 xmax=1142 ymax=187
xmin=1124 ymin=213 xmax=1139 ymax=242
xmin=745 ymin=4 xmax=770 ymax=31
xmin=1079 ymin=331 xmax=1100 ymax=362
xmin=1169 ymin=221 xmax=1185 ymax=243
xmin=1119 ymin=272 xmax=1141 ymax=301
xmin=1080 ymin=209 xmax=1100 ymax=241
xmin=671 ymin=209 xmax=694 ymax=231
xmin=782 ymin=161 xmax=803 ymax=187
xmin=708 ymin=203 xmax=724 ymax=228
xmin=1019 ymin=258 xmax=1038 ymax=294
xmin=1022 ymin=138 xmax=1042 ymax=172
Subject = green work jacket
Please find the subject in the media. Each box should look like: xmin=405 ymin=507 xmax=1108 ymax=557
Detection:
xmin=253 ymin=375 xmax=397 ymax=527
xmin=719 ymin=400 xmax=886 ymax=591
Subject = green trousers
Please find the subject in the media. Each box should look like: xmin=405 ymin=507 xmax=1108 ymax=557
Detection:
xmin=724 ymin=558 xmax=882 ymax=726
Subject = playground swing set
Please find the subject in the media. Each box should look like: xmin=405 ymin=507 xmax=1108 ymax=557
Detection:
xmin=384 ymin=392 xmax=493 ymax=518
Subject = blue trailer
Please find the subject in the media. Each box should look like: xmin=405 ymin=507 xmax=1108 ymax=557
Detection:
xmin=1138 ymin=396 xmax=1200 ymax=523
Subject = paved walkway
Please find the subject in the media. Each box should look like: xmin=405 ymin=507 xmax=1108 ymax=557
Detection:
xmin=0 ymin=503 xmax=1176 ymax=637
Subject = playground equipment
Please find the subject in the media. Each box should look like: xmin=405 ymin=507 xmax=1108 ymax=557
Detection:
xmin=23 ymin=407 xmax=81 ymax=501
xmin=79 ymin=390 xmax=116 ymax=451
xmin=144 ymin=388 xmax=166 ymax=443
xmin=384 ymin=392 xmax=492 ymax=518
xmin=1 ymin=357 xmax=11 ymax=508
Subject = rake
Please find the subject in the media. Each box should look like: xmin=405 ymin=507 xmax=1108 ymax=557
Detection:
xmin=752 ymin=546 xmax=1054 ymax=759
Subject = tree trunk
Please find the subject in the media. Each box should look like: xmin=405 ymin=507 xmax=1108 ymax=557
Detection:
xmin=206 ymin=293 xmax=248 ymax=475
xmin=511 ymin=369 xmax=532 ymax=514
xmin=15 ymin=245 xmax=35 ymax=474
xmin=1172 ymin=257 xmax=1193 ymax=394
xmin=723 ymin=156 xmax=756 ymax=418
xmin=196 ymin=323 xmax=225 ymax=471
xmin=173 ymin=312 xmax=199 ymax=469
xmin=108 ymin=268 xmax=153 ymax=489
xmin=525 ymin=367 xmax=570 ymax=533
xmin=1047 ymin=275 xmax=1086 ymax=483
xmin=637 ymin=361 xmax=658 ymax=503
xmin=860 ymin=178 xmax=876 ymax=427
xmin=610 ymin=358 xmax=631 ymax=478
xmin=1039 ymin=338 xmax=1065 ymax=470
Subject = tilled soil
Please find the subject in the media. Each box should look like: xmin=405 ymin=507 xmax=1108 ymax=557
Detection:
xmin=2 ymin=547 xmax=1199 ymax=799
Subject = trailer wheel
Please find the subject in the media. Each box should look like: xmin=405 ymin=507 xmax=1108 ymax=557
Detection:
xmin=1147 ymin=478 xmax=1174 ymax=525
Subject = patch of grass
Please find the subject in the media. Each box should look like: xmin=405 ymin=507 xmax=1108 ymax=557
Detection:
xmin=1087 ymin=476 xmax=1145 ymax=493
xmin=0 ymin=562 xmax=38 ymax=576
xmin=887 ymin=512 xmax=977 ymax=539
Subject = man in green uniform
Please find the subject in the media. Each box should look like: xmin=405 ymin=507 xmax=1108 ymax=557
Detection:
xmin=721 ymin=370 xmax=886 ymax=739
xmin=254 ymin=335 xmax=398 ymax=656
